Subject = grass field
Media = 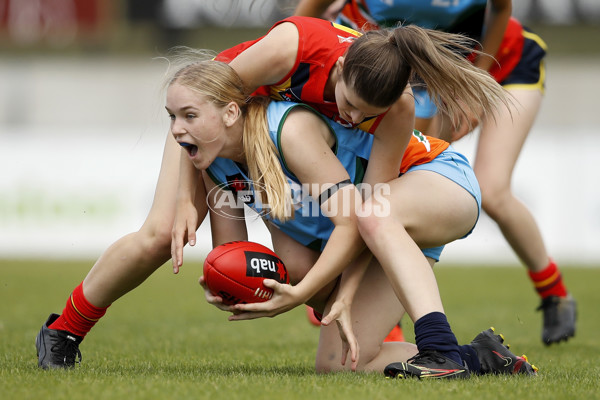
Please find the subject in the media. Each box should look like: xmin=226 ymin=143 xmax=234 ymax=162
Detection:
xmin=1 ymin=259 xmax=598 ymax=400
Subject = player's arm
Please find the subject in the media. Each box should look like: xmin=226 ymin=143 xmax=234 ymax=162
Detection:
xmin=228 ymin=22 xmax=299 ymax=94
xmin=281 ymin=108 xmax=366 ymax=303
xmin=228 ymin=107 xmax=367 ymax=363
xmin=231 ymin=107 xmax=366 ymax=364
xmin=475 ymin=0 xmax=512 ymax=72
xmin=324 ymin=247 xmax=373 ymax=370
xmin=363 ymin=86 xmax=414 ymax=188
xmin=171 ymin=150 xmax=204 ymax=273
xmin=447 ymin=0 xmax=510 ymax=141
xmin=232 ymin=108 xmax=366 ymax=310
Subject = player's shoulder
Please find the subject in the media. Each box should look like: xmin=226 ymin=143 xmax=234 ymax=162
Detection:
xmin=284 ymin=104 xmax=325 ymax=129
xmin=267 ymin=16 xmax=338 ymax=43
xmin=281 ymin=104 xmax=333 ymax=147
xmin=266 ymin=20 xmax=300 ymax=44
xmin=256 ymin=21 xmax=300 ymax=62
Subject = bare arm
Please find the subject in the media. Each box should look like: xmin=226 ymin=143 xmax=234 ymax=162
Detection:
xmin=445 ymin=0 xmax=512 ymax=141
xmin=282 ymin=109 xmax=366 ymax=303
xmin=474 ymin=0 xmax=512 ymax=72
xmin=362 ymin=86 xmax=414 ymax=188
xmin=232 ymin=108 xmax=366 ymax=310
xmin=228 ymin=22 xmax=299 ymax=94
xmin=171 ymin=149 xmax=203 ymax=272
xmin=325 ymin=249 xmax=372 ymax=324
xmin=228 ymin=108 xmax=372 ymax=368
xmin=324 ymin=247 xmax=373 ymax=369
xmin=320 ymin=91 xmax=415 ymax=365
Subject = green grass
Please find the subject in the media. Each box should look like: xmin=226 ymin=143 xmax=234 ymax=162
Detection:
xmin=1 ymin=260 xmax=598 ymax=399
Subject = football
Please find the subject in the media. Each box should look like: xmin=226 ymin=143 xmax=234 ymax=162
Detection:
xmin=203 ymin=241 xmax=289 ymax=305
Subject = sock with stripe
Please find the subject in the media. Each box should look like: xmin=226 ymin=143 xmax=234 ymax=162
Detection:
xmin=528 ymin=259 xmax=568 ymax=299
xmin=48 ymin=282 xmax=109 ymax=338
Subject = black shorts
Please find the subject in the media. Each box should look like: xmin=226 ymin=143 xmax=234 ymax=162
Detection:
xmin=500 ymin=28 xmax=547 ymax=92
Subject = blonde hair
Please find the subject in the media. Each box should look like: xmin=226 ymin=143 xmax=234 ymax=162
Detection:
xmin=168 ymin=58 xmax=292 ymax=221
xmin=343 ymin=25 xmax=511 ymax=128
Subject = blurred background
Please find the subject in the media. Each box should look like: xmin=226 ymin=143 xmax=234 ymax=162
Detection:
xmin=0 ymin=0 xmax=599 ymax=265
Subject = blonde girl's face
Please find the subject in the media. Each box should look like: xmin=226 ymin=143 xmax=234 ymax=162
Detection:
xmin=166 ymin=83 xmax=227 ymax=171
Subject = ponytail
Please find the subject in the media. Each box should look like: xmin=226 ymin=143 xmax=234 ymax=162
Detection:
xmin=343 ymin=26 xmax=510 ymax=127
xmin=242 ymin=97 xmax=293 ymax=221
xmin=392 ymin=25 xmax=508 ymax=127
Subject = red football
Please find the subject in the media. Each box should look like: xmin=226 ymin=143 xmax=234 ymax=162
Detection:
xmin=203 ymin=241 xmax=289 ymax=305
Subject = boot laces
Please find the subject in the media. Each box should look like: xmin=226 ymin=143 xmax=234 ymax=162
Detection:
xmin=51 ymin=335 xmax=82 ymax=366
xmin=407 ymin=350 xmax=447 ymax=365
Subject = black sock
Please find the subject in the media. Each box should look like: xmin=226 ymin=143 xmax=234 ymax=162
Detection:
xmin=458 ymin=344 xmax=481 ymax=373
xmin=414 ymin=311 xmax=462 ymax=365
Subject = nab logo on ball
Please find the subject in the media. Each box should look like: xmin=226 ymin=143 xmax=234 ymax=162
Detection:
xmin=245 ymin=251 xmax=288 ymax=283
xmin=203 ymin=241 xmax=290 ymax=305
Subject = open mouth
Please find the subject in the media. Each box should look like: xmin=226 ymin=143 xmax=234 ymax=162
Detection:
xmin=179 ymin=142 xmax=198 ymax=157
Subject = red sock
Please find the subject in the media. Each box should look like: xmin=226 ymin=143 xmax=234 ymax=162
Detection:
xmin=528 ymin=259 xmax=568 ymax=299
xmin=48 ymin=282 xmax=109 ymax=338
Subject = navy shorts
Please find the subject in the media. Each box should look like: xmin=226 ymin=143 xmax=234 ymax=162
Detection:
xmin=500 ymin=28 xmax=547 ymax=91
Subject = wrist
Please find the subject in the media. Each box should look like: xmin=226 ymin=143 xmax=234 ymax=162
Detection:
xmin=334 ymin=292 xmax=353 ymax=308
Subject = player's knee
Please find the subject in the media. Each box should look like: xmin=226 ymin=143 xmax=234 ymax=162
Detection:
xmin=314 ymin=348 xmax=378 ymax=373
xmin=480 ymin=185 xmax=511 ymax=220
xmin=138 ymin=223 xmax=173 ymax=260
xmin=357 ymin=209 xmax=386 ymax=241
xmin=314 ymin=353 xmax=340 ymax=373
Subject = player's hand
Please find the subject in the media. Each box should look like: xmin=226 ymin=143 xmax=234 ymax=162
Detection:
xmin=321 ymin=300 xmax=359 ymax=371
xmin=228 ymin=279 xmax=300 ymax=320
xmin=171 ymin=199 xmax=199 ymax=273
xmin=198 ymin=276 xmax=236 ymax=312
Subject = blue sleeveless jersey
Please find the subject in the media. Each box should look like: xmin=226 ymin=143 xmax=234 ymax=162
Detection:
xmin=206 ymin=101 xmax=374 ymax=251
xmin=339 ymin=0 xmax=487 ymax=40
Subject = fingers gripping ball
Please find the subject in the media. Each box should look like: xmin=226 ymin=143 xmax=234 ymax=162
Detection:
xmin=203 ymin=241 xmax=289 ymax=305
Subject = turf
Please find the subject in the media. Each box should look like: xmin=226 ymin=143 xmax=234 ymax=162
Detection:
xmin=1 ymin=259 xmax=598 ymax=399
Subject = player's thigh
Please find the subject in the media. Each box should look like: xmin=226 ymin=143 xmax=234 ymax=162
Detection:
xmin=384 ymin=170 xmax=478 ymax=248
xmin=475 ymin=88 xmax=543 ymax=190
